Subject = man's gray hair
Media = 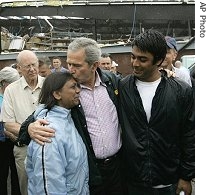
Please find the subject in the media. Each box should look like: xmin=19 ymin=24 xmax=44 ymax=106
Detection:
xmin=16 ymin=50 xmax=38 ymax=65
xmin=68 ymin=37 xmax=101 ymax=65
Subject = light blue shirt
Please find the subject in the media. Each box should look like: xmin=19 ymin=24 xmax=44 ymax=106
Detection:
xmin=26 ymin=104 xmax=89 ymax=195
xmin=51 ymin=67 xmax=69 ymax=73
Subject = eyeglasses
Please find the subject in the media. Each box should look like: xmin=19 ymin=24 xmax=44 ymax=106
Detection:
xmin=21 ymin=62 xmax=38 ymax=70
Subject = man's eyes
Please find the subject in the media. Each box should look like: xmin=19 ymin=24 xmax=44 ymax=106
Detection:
xmin=131 ymin=55 xmax=147 ymax=62
xmin=68 ymin=64 xmax=81 ymax=67
xmin=138 ymin=58 xmax=147 ymax=62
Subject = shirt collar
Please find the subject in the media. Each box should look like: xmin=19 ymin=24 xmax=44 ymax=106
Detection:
xmin=20 ymin=75 xmax=43 ymax=90
xmin=80 ymin=71 xmax=106 ymax=89
xmin=96 ymin=71 xmax=106 ymax=87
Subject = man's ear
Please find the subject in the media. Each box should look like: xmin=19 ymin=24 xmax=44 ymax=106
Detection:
xmin=156 ymin=59 xmax=164 ymax=66
xmin=17 ymin=63 xmax=21 ymax=70
xmin=92 ymin=61 xmax=99 ymax=71
xmin=53 ymin=91 xmax=61 ymax=100
xmin=173 ymin=49 xmax=178 ymax=61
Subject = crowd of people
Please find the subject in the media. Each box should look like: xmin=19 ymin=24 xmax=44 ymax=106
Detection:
xmin=0 ymin=29 xmax=194 ymax=195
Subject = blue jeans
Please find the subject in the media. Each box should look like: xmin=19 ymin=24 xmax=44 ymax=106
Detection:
xmin=127 ymin=183 xmax=178 ymax=195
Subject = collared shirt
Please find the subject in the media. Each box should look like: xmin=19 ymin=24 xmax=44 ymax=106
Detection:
xmin=80 ymin=72 xmax=121 ymax=159
xmin=2 ymin=75 xmax=45 ymax=124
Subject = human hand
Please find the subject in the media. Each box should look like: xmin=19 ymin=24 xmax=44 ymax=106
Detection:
xmin=165 ymin=69 xmax=176 ymax=77
xmin=28 ymin=119 xmax=55 ymax=145
xmin=4 ymin=130 xmax=18 ymax=142
xmin=159 ymin=68 xmax=176 ymax=78
xmin=176 ymin=178 xmax=192 ymax=195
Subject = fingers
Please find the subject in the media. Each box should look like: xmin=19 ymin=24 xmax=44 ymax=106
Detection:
xmin=36 ymin=118 xmax=50 ymax=126
xmin=29 ymin=121 xmax=55 ymax=136
xmin=34 ymin=137 xmax=50 ymax=146
xmin=171 ymin=71 xmax=176 ymax=77
xmin=4 ymin=131 xmax=18 ymax=142
xmin=160 ymin=68 xmax=176 ymax=78
xmin=28 ymin=119 xmax=55 ymax=145
xmin=32 ymin=130 xmax=53 ymax=145
xmin=176 ymin=179 xmax=192 ymax=195
xmin=176 ymin=187 xmax=182 ymax=195
xmin=34 ymin=139 xmax=45 ymax=146
xmin=34 ymin=120 xmax=55 ymax=133
xmin=33 ymin=125 xmax=55 ymax=134
xmin=166 ymin=70 xmax=176 ymax=78
xmin=31 ymin=127 xmax=54 ymax=143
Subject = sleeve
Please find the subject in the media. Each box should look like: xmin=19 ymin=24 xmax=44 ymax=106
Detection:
xmin=179 ymin=85 xmax=195 ymax=181
xmin=16 ymin=112 xmax=35 ymax=146
xmin=26 ymin=137 xmax=68 ymax=195
xmin=1 ymin=87 xmax=16 ymax=122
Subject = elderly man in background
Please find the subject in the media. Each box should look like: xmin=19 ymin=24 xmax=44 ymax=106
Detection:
xmin=160 ymin=36 xmax=192 ymax=86
xmin=1 ymin=50 xmax=45 ymax=195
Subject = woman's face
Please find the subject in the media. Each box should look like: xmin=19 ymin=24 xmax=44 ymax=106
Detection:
xmin=54 ymin=78 xmax=80 ymax=109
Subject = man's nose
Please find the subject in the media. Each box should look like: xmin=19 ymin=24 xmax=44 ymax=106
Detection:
xmin=132 ymin=59 xmax=140 ymax=67
xmin=68 ymin=65 xmax=74 ymax=73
